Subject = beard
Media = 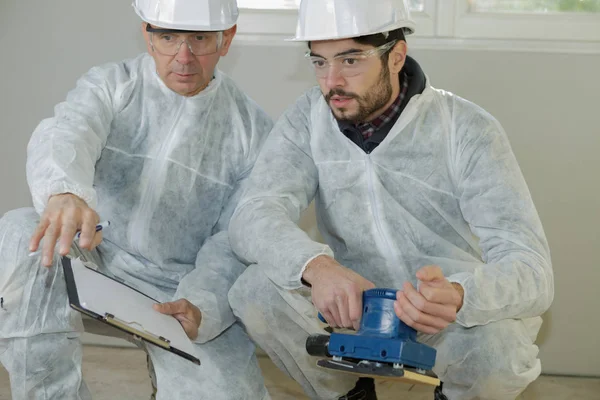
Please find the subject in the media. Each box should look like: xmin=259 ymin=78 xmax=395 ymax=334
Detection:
xmin=325 ymin=63 xmax=393 ymax=124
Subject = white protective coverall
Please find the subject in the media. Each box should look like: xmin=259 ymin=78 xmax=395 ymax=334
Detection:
xmin=0 ymin=53 xmax=273 ymax=400
xmin=228 ymin=59 xmax=553 ymax=399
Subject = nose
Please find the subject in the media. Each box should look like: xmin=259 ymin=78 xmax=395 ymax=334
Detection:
xmin=324 ymin=66 xmax=345 ymax=90
xmin=175 ymin=40 xmax=195 ymax=65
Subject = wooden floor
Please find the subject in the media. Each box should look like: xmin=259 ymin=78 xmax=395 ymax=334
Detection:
xmin=1 ymin=346 xmax=598 ymax=399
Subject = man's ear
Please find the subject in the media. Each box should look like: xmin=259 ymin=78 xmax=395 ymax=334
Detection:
xmin=388 ymin=40 xmax=408 ymax=74
xmin=219 ymin=24 xmax=237 ymax=56
xmin=141 ymin=22 xmax=153 ymax=54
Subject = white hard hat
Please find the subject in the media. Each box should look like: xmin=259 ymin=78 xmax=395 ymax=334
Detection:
xmin=132 ymin=0 xmax=239 ymax=31
xmin=289 ymin=0 xmax=416 ymax=42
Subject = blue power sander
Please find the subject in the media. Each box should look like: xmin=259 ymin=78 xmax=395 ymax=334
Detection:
xmin=306 ymin=288 xmax=440 ymax=386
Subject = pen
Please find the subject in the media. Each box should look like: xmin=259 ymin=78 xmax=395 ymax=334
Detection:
xmin=76 ymin=221 xmax=110 ymax=239
xmin=29 ymin=221 xmax=111 ymax=257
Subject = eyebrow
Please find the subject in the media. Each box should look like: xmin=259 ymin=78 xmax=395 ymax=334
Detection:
xmin=309 ymin=48 xmax=367 ymax=58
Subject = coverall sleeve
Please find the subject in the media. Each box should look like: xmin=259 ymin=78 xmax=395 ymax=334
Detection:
xmin=26 ymin=65 xmax=119 ymax=213
xmin=173 ymin=174 xmax=251 ymax=343
xmin=448 ymin=99 xmax=554 ymax=327
xmin=174 ymin=109 xmax=275 ymax=343
xmin=229 ymin=94 xmax=333 ymax=290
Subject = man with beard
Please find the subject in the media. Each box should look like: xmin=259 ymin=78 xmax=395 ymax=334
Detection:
xmin=227 ymin=0 xmax=553 ymax=399
xmin=0 ymin=0 xmax=273 ymax=399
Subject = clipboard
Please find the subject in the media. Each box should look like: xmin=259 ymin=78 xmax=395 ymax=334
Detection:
xmin=62 ymin=256 xmax=200 ymax=365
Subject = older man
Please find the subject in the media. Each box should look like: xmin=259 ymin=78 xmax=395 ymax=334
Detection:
xmin=0 ymin=0 xmax=272 ymax=399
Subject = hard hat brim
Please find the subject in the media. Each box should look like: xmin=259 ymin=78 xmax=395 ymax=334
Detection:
xmin=285 ymin=22 xmax=416 ymax=42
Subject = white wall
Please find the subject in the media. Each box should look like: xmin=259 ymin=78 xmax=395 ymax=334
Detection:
xmin=0 ymin=1 xmax=146 ymax=212
xmin=1 ymin=0 xmax=599 ymax=377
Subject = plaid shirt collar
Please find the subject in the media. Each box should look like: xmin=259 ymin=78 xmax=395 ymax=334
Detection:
xmin=356 ymin=72 xmax=409 ymax=140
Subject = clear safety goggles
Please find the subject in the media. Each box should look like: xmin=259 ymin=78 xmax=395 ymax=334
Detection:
xmin=305 ymin=40 xmax=398 ymax=78
xmin=146 ymin=24 xmax=223 ymax=56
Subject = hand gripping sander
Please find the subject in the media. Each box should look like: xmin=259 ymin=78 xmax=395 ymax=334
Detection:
xmin=306 ymin=288 xmax=440 ymax=386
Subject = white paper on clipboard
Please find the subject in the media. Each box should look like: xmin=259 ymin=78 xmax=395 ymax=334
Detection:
xmin=69 ymin=257 xmax=197 ymax=357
